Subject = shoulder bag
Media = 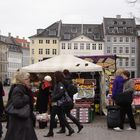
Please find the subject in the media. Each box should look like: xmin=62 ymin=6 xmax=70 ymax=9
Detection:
xmin=5 ymin=102 xmax=30 ymax=119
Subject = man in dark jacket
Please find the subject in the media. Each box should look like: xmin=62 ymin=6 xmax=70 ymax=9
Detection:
xmin=0 ymin=81 xmax=4 ymax=138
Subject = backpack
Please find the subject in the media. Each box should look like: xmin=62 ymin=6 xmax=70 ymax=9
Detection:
xmin=67 ymin=83 xmax=78 ymax=96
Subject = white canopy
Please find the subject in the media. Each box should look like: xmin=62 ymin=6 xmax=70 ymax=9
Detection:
xmin=22 ymin=54 xmax=102 ymax=73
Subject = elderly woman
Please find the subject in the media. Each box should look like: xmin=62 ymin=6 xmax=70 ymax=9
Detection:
xmin=4 ymin=70 xmax=38 ymax=140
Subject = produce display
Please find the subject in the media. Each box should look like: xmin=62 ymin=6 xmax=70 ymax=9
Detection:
xmin=133 ymin=78 xmax=140 ymax=106
xmin=73 ymin=78 xmax=96 ymax=98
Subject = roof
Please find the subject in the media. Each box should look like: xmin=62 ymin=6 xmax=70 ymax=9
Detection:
xmin=29 ymin=20 xmax=104 ymax=41
xmin=103 ymin=17 xmax=137 ymax=35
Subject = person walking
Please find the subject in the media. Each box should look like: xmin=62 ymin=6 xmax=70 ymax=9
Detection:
xmin=4 ymin=70 xmax=38 ymax=140
xmin=36 ymin=75 xmax=52 ymax=128
xmin=57 ymin=69 xmax=83 ymax=134
xmin=112 ymin=69 xmax=125 ymax=101
xmin=114 ymin=70 xmax=136 ymax=131
xmin=0 ymin=80 xmax=4 ymax=139
xmin=44 ymin=71 xmax=74 ymax=137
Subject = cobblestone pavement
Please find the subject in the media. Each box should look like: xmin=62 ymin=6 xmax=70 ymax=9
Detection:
xmin=1 ymin=116 xmax=140 ymax=140
xmin=2 ymin=86 xmax=140 ymax=140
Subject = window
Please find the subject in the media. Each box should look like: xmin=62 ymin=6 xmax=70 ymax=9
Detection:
xmin=53 ymin=40 xmax=57 ymax=44
xmin=45 ymin=49 xmax=50 ymax=54
xmin=127 ymin=27 xmax=133 ymax=33
xmin=118 ymin=27 xmax=124 ymax=33
xmin=113 ymin=37 xmax=117 ymax=42
xmin=52 ymin=49 xmax=57 ymax=55
xmin=92 ymin=44 xmax=96 ymax=50
xmin=86 ymin=43 xmax=90 ymax=50
xmin=80 ymin=43 xmax=84 ymax=50
xmin=119 ymin=47 xmax=123 ymax=54
xmin=131 ymin=47 xmax=135 ymax=54
xmin=107 ymin=47 xmax=111 ymax=54
xmin=113 ymin=47 xmax=117 ymax=54
xmin=98 ymin=44 xmax=102 ymax=50
xmin=39 ymin=49 xmax=43 ymax=54
xmin=39 ymin=40 xmax=43 ymax=44
xmin=68 ymin=43 xmax=71 ymax=49
xmin=125 ymin=37 xmax=129 ymax=42
xmin=74 ymin=43 xmax=78 ymax=50
xmin=119 ymin=37 xmax=123 ymax=42
xmin=71 ymin=27 xmax=77 ymax=33
xmin=32 ymin=49 xmax=34 ymax=54
xmin=125 ymin=47 xmax=129 ymax=54
xmin=46 ymin=40 xmax=50 ymax=44
xmin=131 ymin=37 xmax=135 ymax=42
xmin=131 ymin=71 xmax=135 ymax=78
xmin=119 ymin=59 xmax=123 ymax=66
xmin=107 ymin=37 xmax=111 ymax=42
xmin=125 ymin=59 xmax=129 ymax=67
xmin=32 ymin=40 xmax=34 ymax=44
xmin=62 ymin=43 xmax=65 ymax=49
xmin=131 ymin=58 xmax=135 ymax=66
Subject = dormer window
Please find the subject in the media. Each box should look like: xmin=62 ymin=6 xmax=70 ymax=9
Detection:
xmin=87 ymin=28 xmax=92 ymax=33
xmin=71 ymin=27 xmax=77 ymax=33
xmin=122 ymin=21 xmax=126 ymax=25
xmin=49 ymin=30 xmax=57 ymax=36
xmin=114 ymin=21 xmax=117 ymax=25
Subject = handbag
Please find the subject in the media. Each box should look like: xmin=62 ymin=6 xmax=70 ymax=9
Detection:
xmin=5 ymin=102 xmax=30 ymax=119
xmin=57 ymin=91 xmax=73 ymax=108
xmin=115 ymin=91 xmax=133 ymax=106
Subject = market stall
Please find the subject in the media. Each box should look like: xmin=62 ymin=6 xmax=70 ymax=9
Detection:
xmin=22 ymin=54 xmax=104 ymax=123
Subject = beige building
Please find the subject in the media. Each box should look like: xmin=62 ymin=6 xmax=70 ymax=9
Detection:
xmin=0 ymin=40 xmax=8 ymax=81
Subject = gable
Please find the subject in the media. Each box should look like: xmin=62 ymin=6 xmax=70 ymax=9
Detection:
xmin=71 ymin=35 xmax=94 ymax=42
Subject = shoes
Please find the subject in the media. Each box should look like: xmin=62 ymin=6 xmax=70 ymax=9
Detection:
xmin=77 ymin=125 xmax=83 ymax=133
xmin=126 ymin=127 xmax=136 ymax=131
xmin=113 ymin=127 xmax=123 ymax=131
xmin=44 ymin=132 xmax=54 ymax=137
xmin=57 ymin=129 xmax=66 ymax=134
xmin=66 ymin=129 xmax=74 ymax=136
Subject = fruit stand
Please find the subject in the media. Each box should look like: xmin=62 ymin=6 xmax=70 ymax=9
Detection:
xmin=132 ymin=78 xmax=140 ymax=124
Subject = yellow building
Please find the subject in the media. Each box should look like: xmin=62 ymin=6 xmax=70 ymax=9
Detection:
xmin=29 ymin=21 xmax=61 ymax=64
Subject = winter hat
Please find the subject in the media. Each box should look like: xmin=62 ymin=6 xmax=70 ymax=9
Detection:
xmin=44 ymin=75 xmax=52 ymax=82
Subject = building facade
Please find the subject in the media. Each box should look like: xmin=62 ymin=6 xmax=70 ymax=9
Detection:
xmin=14 ymin=37 xmax=30 ymax=67
xmin=103 ymin=15 xmax=137 ymax=78
xmin=0 ymin=40 xmax=8 ymax=82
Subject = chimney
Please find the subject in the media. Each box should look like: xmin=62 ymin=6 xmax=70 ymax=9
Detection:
xmin=8 ymin=32 xmax=11 ymax=37
xmin=37 ymin=29 xmax=44 ymax=34
xmin=116 ymin=15 xmax=121 ymax=19
xmin=16 ymin=36 xmax=19 ymax=39
xmin=23 ymin=37 xmax=25 ymax=40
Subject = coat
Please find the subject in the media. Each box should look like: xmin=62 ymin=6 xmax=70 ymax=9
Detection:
xmin=4 ymin=84 xmax=38 ymax=140
xmin=36 ymin=81 xmax=51 ymax=113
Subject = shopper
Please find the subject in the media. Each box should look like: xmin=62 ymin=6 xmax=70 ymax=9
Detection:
xmin=114 ymin=70 xmax=136 ymax=131
xmin=44 ymin=71 xmax=74 ymax=137
xmin=36 ymin=75 xmax=52 ymax=128
xmin=4 ymin=70 xmax=38 ymax=140
xmin=112 ymin=69 xmax=124 ymax=102
xmin=0 ymin=80 xmax=4 ymax=138
xmin=57 ymin=69 xmax=83 ymax=134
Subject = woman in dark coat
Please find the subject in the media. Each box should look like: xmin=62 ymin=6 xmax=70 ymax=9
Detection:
xmin=4 ymin=70 xmax=38 ymax=140
xmin=57 ymin=69 xmax=83 ymax=134
xmin=44 ymin=71 xmax=74 ymax=137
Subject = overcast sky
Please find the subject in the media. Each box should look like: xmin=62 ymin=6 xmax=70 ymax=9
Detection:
xmin=0 ymin=0 xmax=140 ymax=39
